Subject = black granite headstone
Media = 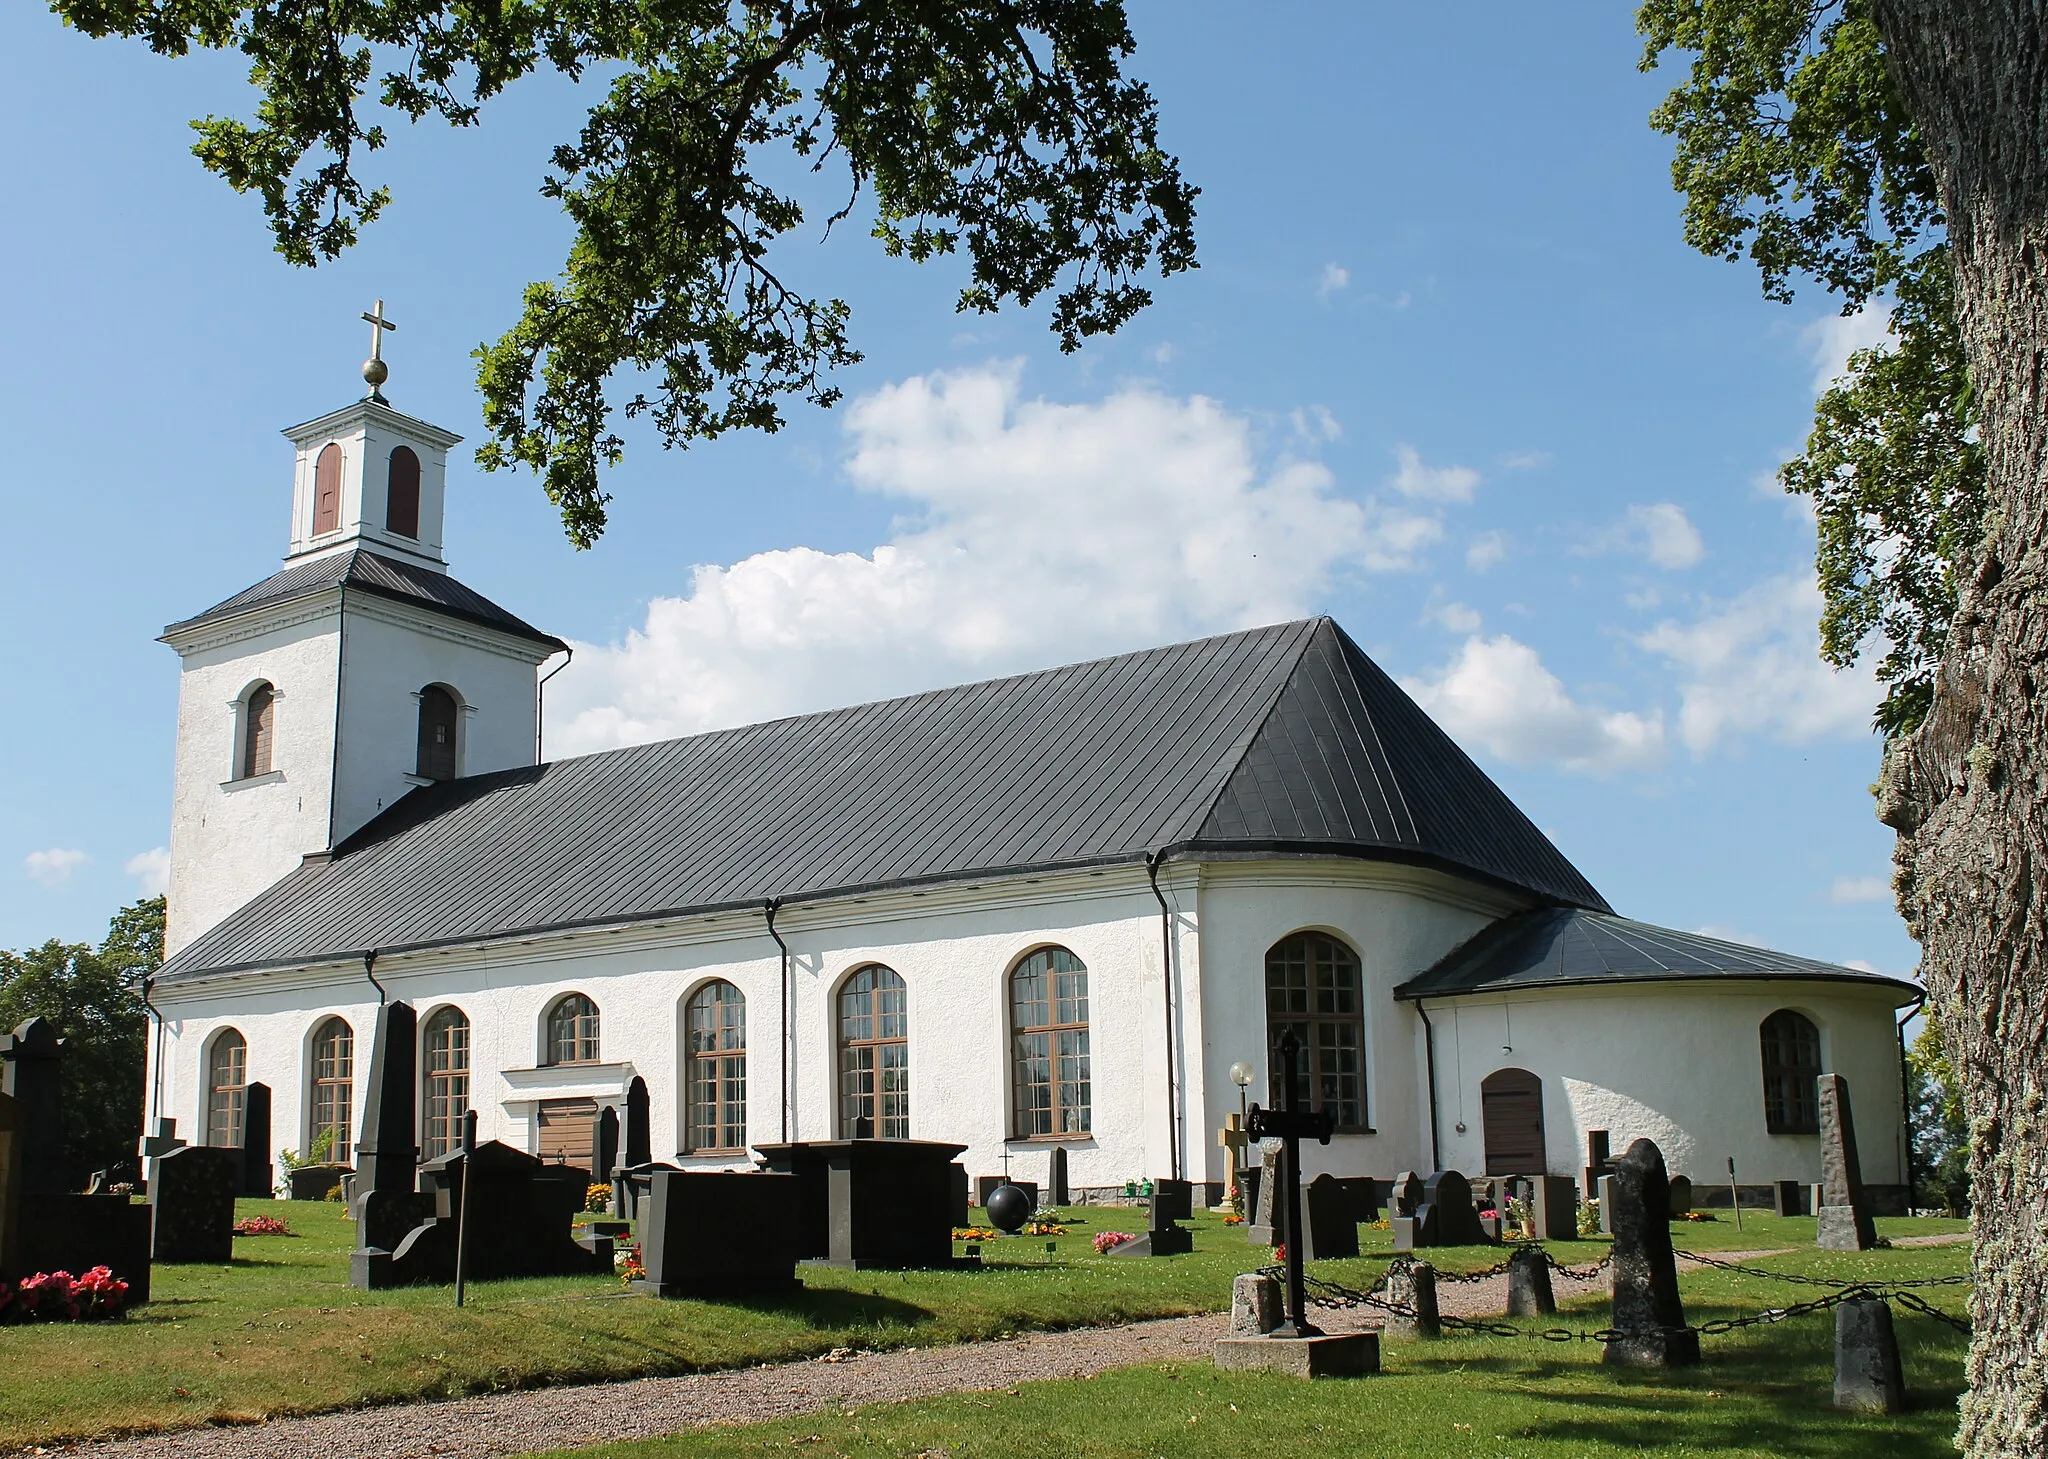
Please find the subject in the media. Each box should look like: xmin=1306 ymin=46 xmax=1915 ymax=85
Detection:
xmin=1774 ymin=1179 xmax=1808 ymax=1217
xmin=351 ymin=1003 xmax=431 ymax=1283
xmin=1333 ymin=1175 xmax=1381 ymax=1223
xmin=0 ymin=1019 xmax=65 ymax=1194
xmin=1583 ymin=1128 xmax=1614 ymax=1200
xmin=633 ymin=1170 xmax=801 ymax=1298
xmin=286 ymin=1164 xmax=351 ymax=1201
xmin=1389 ymin=1169 xmax=1425 ymax=1251
xmin=759 ymin=1139 xmax=968 ymax=1269
xmin=1110 ymin=1178 xmax=1194 ymax=1257
xmin=1301 ymin=1173 xmax=1358 ymax=1260
xmin=595 ymin=1107 xmax=620 ymax=1185
xmin=1602 ymin=1137 xmax=1699 ymax=1366
xmin=240 ymin=1082 xmax=274 ymax=1198
xmin=624 ymin=1076 xmax=652 ymax=1168
xmin=1666 ymin=1173 xmax=1693 ymax=1218
xmin=1047 ymin=1146 xmax=1070 ymax=1206
xmin=151 ymin=1145 xmax=238 ymax=1263
xmin=363 ymin=1141 xmax=613 ymax=1288
xmin=1416 ymin=1169 xmax=1489 ymax=1246
xmin=0 ymin=1089 xmax=20 ymax=1273
xmin=948 ymin=1162 xmax=970 ymax=1226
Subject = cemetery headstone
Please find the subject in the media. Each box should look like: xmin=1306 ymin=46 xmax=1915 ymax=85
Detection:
xmin=948 ymin=1162 xmax=970 ymax=1226
xmin=1596 ymin=1173 xmax=1616 ymax=1234
xmin=0 ymin=1020 xmax=65 ymax=1193
xmin=595 ymin=1107 xmax=620 ymax=1185
xmin=1416 ymin=1169 xmax=1490 ymax=1246
xmin=1110 ymin=1178 xmax=1194 ymax=1256
xmin=1383 ymin=1257 xmax=1440 ymax=1339
xmin=976 ymin=1174 xmax=1039 ymax=1209
xmin=1388 ymin=1169 xmax=1425 ymax=1251
xmin=1583 ymin=1128 xmax=1614 ymax=1201
xmin=350 ymin=1002 xmax=433 ymax=1286
xmin=1835 ymin=1295 xmax=1907 ymax=1413
xmin=1047 ymin=1146 xmax=1069 ymax=1207
xmin=1602 ymin=1137 xmax=1699 ymax=1367
xmin=613 ymin=1162 xmax=680 ymax=1222
xmin=624 ymin=1076 xmax=652 ymax=1167
xmin=1237 ymin=1163 xmax=1261 ymax=1226
xmin=366 ymin=1141 xmax=613 ymax=1288
xmin=1531 ymin=1175 xmax=1578 ymax=1240
xmin=1815 ymin=1073 xmax=1879 ymax=1251
xmin=0 ymin=1090 xmax=19 ymax=1274
xmin=1248 ymin=1140 xmax=1283 ymax=1244
xmin=1231 ymin=1272 xmax=1281 ymax=1335
xmin=1334 ymin=1175 xmax=1381 ymax=1223
xmin=632 ymin=1170 xmax=800 ymax=1298
xmin=150 ymin=1146 xmax=238 ymax=1263
xmin=287 ymin=1163 xmax=351 ymax=1201
xmin=1301 ymin=1173 xmax=1358 ymax=1260
xmin=1774 ymin=1179 xmax=1808 ymax=1217
xmin=1666 ymin=1173 xmax=1693 ymax=1219
xmin=759 ymin=1138 xmax=969 ymax=1269
xmin=240 ymin=1082 xmax=274 ymax=1198
xmin=1507 ymin=1245 xmax=1556 ymax=1316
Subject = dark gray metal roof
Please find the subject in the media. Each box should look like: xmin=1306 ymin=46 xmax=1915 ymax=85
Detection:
xmin=159 ymin=617 xmax=1610 ymax=982
xmin=161 ymin=548 xmax=566 ymax=652
xmin=1394 ymin=906 xmax=1919 ymax=1001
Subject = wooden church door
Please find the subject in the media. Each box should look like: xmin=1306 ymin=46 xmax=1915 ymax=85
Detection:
xmin=1481 ymin=1067 xmax=1546 ymax=1175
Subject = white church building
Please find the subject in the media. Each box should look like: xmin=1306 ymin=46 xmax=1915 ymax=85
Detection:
xmin=146 ymin=370 xmax=1921 ymax=1209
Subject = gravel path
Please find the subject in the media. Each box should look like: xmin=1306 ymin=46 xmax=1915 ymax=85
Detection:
xmin=56 ymin=1238 xmax=1972 ymax=1459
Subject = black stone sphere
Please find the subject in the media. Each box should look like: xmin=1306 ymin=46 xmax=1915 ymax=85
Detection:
xmin=985 ymin=1182 xmax=1035 ymax=1233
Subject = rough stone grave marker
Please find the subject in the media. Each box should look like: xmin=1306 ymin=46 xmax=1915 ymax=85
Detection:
xmin=1815 ymin=1073 xmax=1878 ymax=1251
xmin=150 ymin=1145 xmax=239 ymax=1264
xmin=1248 ymin=1140 xmax=1283 ymax=1245
xmin=1602 ymin=1137 xmax=1699 ymax=1367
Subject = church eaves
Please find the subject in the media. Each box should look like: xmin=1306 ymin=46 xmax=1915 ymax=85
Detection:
xmin=156 ymin=617 xmax=1611 ymax=983
xmin=160 ymin=547 xmax=567 ymax=653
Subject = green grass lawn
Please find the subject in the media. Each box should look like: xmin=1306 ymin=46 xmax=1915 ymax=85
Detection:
xmin=538 ymin=1225 xmax=1976 ymax=1459
xmin=0 ymin=1200 xmax=1968 ymax=1452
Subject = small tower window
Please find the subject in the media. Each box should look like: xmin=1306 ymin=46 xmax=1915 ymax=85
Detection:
xmin=312 ymin=443 xmax=343 ymax=536
xmin=546 ymin=993 xmax=601 ymax=1065
xmin=417 ymin=685 xmax=459 ymax=781
xmin=386 ymin=446 xmax=421 ymax=538
xmin=241 ymin=682 xmax=275 ymax=779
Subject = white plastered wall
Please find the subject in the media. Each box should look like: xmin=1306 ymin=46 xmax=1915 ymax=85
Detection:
xmin=1428 ymin=980 xmax=1912 ymax=1188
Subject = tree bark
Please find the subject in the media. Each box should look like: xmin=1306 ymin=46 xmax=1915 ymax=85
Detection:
xmin=1869 ymin=3 xmax=2048 ymax=1451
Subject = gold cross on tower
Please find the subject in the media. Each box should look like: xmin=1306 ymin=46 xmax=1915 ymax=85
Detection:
xmin=360 ymin=299 xmax=399 ymax=403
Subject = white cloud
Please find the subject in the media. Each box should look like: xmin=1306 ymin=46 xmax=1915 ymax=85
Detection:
xmin=24 ymin=848 xmax=89 ymax=886
xmin=1318 ymin=263 xmax=1350 ymax=298
xmin=1803 ymin=305 xmax=1893 ymax=392
xmin=547 ymin=366 xmax=1413 ymax=755
xmin=1636 ymin=571 xmax=1878 ymax=753
xmin=125 ymin=846 xmax=170 ymax=897
xmin=1291 ymin=405 xmax=1342 ymax=443
xmin=1425 ymin=600 xmax=1483 ymax=634
xmin=1404 ymin=634 xmax=1666 ymax=775
xmin=1582 ymin=502 xmax=1705 ymax=570
xmin=1390 ymin=444 xmax=1480 ymax=504
xmin=1466 ymin=531 xmax=1508 ymax=573
xmin=1828 ymin=875 xmax=1891 ymax=905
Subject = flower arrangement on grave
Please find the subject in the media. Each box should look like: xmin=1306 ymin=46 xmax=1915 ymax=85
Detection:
xmin=1505 ymin=1195 xmax=1534 ymax=1239
xmin=618 ymin=1245 xmax=645 ymax=1286
xmin=1023 ymin=1221 xmax=1067 ymax=1237
xmin=952 ymin=1226 xmax=1000 ymax=1242
xmin=1576 ymin=1198 xmax=1600 ymax=1238
xmin=1272 ymin=1243 xmax=1287 ymax=1263
xmin=0 ymin=1267 xmax=128 ymax=1323
xmin=1678 ymin=1210 xmax=1718 ymax=1222
xmin=325 ymin=1183 xmax=345 ymax=1202
xmin=1222 ymin=1211 xmax=1245 ymax=1226
xmin=1092 ymin=1231 xmax=1134 ymax=1255
xmin=1367 ymin=1216 xmax=1390 ymax=1232
xmin=232 ymin=1215 xmax=292 ymax=1237
xmin=585 ymin=1182 xmax=612 ymax=1214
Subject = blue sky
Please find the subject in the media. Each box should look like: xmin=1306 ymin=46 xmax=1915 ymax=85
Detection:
xmin=0 ymin=2 xmax=1914 ymax=978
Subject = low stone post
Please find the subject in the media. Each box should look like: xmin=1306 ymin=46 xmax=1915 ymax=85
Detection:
xmin=1383 ymin=1258 xmax=1441 ymax=1339
xmin=1507 ymin=1246 xmax=1556 ymax=1317
xmin=1835 ymin=1296 xmax=1907 ymax=1413
xmin=1231 ymin=1272 xmax=1281 ymax=1335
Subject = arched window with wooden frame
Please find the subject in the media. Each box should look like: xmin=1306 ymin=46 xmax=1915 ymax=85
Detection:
xmin=312 ymin=442 xmax=343 ymax=535
xmin=1760 ymin=1009 xmax=1823 ymax=1134
xmin=385 ymin=446 xmax=421 ymax=538
xmin=838 ymin=965 xmax=908 ymax=1139
xmin=206 ymin=1028 xmax=248 ymax=1147
xmin=1010 ymin=947 xmax=1091 ymax=1138
xmin=309 ymin=1017 xmax=354 ymax=1162
xmin=1265 ymin=931 xmax=1368 ymax=1131
xmin=685 ymin=981 xmax=747 ymax=1153
xmin=240 ymin=681 xmax=276 ymax=779
xmin=417 ymin=685 xmax=459 ymax=781
xmin=422 ymin=1007 xmax=471 ymax=1160
xmin=546 ymin=993 xmax=601 ymax=1066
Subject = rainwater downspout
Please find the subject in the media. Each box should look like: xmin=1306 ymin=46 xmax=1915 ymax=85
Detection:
xmin=1144 ymin=852 xmax=1180 ymax=1182
xmin=139 ymin=970 xmax=166 ymax=1164
xmin=1415 ymin=998 xmax=1442 ymax=1171
xmin=364 ymin=949 xmax=388 ymax=1006
xmin=764 ymin=900 xmax=790 ymax=1143
xmin=535 ymin=647 xmax=573 ymax=762
xmin=1897 ymin=986 xmax=1927 ymax=1209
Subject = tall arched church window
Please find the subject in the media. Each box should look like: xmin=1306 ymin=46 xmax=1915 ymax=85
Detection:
xmin=1760 ymin=1010 xmax=1823 ymax=1134
xmin=686 ymin=981 xmax=747 ymax=1152
xmin=386 ymin=446 xmax=421 ymax=538
xmin=1011 ymin=947 xmax=1090 ymax=1137
xmin=241 ymin=682 xmax=275 ymax=779
xmin=1265 ymin=931 xmax=1367 ymax=1131
xmin=417 ymin=685 xmax=459 ymax=781
xmin=206 ymin=1028 xmax=248 ymax=1147
xmin=546 ymin=993 xmax=601 ymax=1065
xmin=838 ymin=965 xmax=908 ymax=1139
xmin=310 ymin=1017 xmax=354 ymax=1162
xmin=312 ymin=443 xmax=343 ymax=535
xmin=422 ymin=1007 xmax=471 ymax=1159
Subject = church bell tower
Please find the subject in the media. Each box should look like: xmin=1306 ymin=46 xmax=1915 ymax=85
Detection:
xmin=159 ymin=305 xmax=568 ymax=956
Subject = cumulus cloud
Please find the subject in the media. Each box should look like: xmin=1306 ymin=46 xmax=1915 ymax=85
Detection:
xmin=24 ymin=848 xmax=89 ymax=886
xmin=1636 ymin=571 xmax=1878 ymax=753
xmin=1804 ymin=304 xmax=1894 ymax=391
xmin=1390 ymin=445 xmax=1480 ymax=504
xmin=1318 ymin=263 xmax=1350 ymax=298
xmin=1828 ymin=875 xmax=1891 ymax=905
xmin=125 ymin=846 xmax=171 ymax=897
xmin=1465 ymin=531 xmax=1508 ymax=573
xmin=1583 ymin=503 xmax=1705 ymax=570
xmin=1404 ymin=634 xmax=1666 ymax=775
xmin=546 ymin=366 xmax=1429 ymax=755
xmin=1425 ymin=600 xmax=1483 ymax=634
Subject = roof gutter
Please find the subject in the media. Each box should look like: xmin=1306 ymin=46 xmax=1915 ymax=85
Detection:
xmin=764 ymin=899 xmax=790 ymax=1143
xmin=1897 ymin=984 xmax=1927 ymax=1209
xmin=1414 ymin=998 xmax=1442 ymax=1171
xmin=1145 ymin=852 xmax=1180 ymax=1182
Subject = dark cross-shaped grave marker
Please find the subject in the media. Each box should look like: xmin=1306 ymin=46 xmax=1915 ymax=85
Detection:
xmin=1245 ymin=1029 xmax=1336 ymax=1339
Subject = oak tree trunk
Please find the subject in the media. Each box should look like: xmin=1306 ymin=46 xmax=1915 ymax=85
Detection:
xmin=1870 ymin=2 xmax=2048 ymax=1450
